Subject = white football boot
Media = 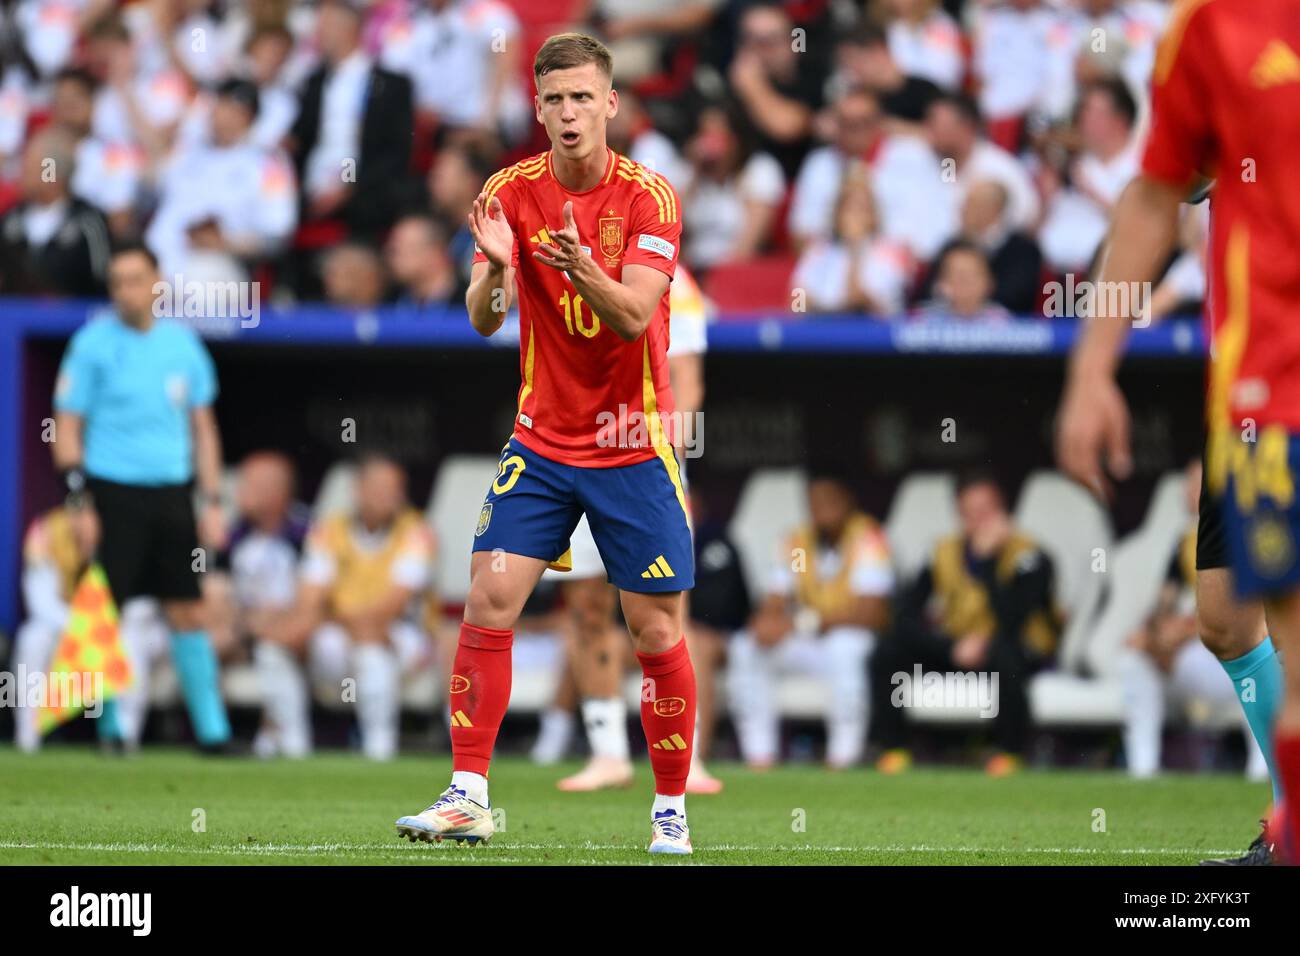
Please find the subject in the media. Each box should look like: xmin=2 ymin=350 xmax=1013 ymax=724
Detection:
xmin=396 ymin=786 xmax=494 ymax=845
xmin=648 ymin=809 xmax=693 ymax=855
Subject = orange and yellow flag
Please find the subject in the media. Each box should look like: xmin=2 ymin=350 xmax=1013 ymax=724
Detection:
xmin=37 ymin=563 xmax=132 ymax=733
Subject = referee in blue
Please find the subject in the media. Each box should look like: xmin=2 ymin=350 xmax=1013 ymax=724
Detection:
xmin=52 ymin=242 xmax=231 ymax=751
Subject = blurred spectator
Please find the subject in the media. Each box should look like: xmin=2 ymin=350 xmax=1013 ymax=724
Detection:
xmin=595 ymin=0 xmax=720 ymax=85
xmin=0 ymin=127 xmax=112 ymax=296
xmin=146 ymin=78 xmax=297 ymax=279
xmin=290 ymin=453 xmax=436 ymax=760
xmin=923 ymin=93 xmax=1039 ymax=232
xmin=969 ymin=0 xmax=1057 ymax=150
xmin=124 ymin=0 xmax=235 ymax=88
xmin=914 ymin=240 xmax=1011 ymax=321
xmin=606 ymin=87 xmax=690 ymax=191
xmin=386 ymin=213 xmax=459 ymax=307
xmin=875 ymin=0 xmax=965 ymax=91
xmin=291 ymin=0 xmax=414 ymax=239
xmin=244 ymin=24 xmax=301 ymax=151
xmin=680 ymin=105 xmax=785 ymax=271
xmin=0 ymin=49 xmax=32 ymax=174
xmin=17 ymin=0 xmax=114 ymax=80
xmin=728 ymin=474 xmax=893 ymax=769
xmin=321 ymin=241 xmax=388 ymax=307
xmin=871 ymin=469 xmax=1059 ymax=775
xmin=379 ymin=0 xmax=529 ymax=149
xmin=916 ymin=180 xmax=1044 ymax=315
xmin=1118 ymin=459 xmax=1269 ymax=782
xmin=788 ymin=86 xmax=952 ymax=260
xmin=833 ymin=22 xmax=941 ymax=124
xmin=427 ymin=144 xmax=492 ymax=298
xmin=1040 ymin=0 xmax=1165 ymax=125
xmin=791 ymin=168 xmax=911 ymax=316
xmin=1037 ymin=77 xmax=1139 ymax=275
xmin=215 ymin=451 xmax=313 ymax=758
xmin=85 ymin=14 xmax=189 ymax=164
xmin=49 ymin=67 xmax=141 ymax=239
xmin=726 ymin=2 xmax=823 ymax=178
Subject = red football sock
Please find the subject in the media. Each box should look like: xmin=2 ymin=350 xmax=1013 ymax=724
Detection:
xmin=637 ymin=637 xmax=697 ymax=796
xmin=449 ymin=622 xmax=513 ymax=777
xmin=1277 ymin=731 xmax=1300 ymax=855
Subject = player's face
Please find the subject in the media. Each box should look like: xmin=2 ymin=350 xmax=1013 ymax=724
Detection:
xmin=535 ymin=63 xmax=617 ymax=161
xmin=108 ymin=253 xmax=161 ymax=323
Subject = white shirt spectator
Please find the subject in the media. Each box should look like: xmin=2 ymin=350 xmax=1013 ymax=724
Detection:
xmin=17 ymin=0 xmax=87 ymax=78
xmin=792 ymin=238 xmax=911 ymax=315
xmin=684 ymin=151 xmax=785 ymax=270
xmin=72 ymin=139 xmax=144 ymax=216
xmin=887 ymin=9 xmax=965 ymax=91
xmin=92 ymin=69 xmax=190 ymax=146
xmin=971 ymin=2 xmax=1059 ymax=120
xmin=960 ymin=140 xmax=1040 ymax=231
xmin=1038 ymin=145 xmax=1139 ymax=273
xmin=380 ymin=0 xmax=528 ymax=135
xmin=767 ymin=529 xmax=895 ymax=601
xmin=304 ymin=50 xmax=370 ymax=199
xmin=146 ymin=137 xmax=297 ymax=277
xmin=1041 ymin=1 xmax=1168 ymax=123
xmin=789 ymin=137 xmax=957 ymax=261
xmin=0 ymin=68 xmax=30 ymax=167
xmin=667 ymin=265 xmax=710 ymax=357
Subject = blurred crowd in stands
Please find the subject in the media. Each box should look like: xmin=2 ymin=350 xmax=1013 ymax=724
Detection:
xmin=0 ymin=0 xmax=1207 ymax=318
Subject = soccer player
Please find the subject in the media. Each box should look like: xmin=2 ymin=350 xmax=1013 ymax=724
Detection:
xmin=395 ymin=33 xmax=697 ymax=854
xmin=1056 ymin=0 xmax=1299 ymax=861
xmin=52 ymin=243 xmax=232 ymax=752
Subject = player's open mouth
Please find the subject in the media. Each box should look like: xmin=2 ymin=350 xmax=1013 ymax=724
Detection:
xmin=560 ymin=131 xmax=580 ymax=146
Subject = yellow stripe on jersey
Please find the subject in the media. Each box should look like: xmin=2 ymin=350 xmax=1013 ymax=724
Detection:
xmin=619 ymin=159 xmax=677 ymax=221
xmin=616 ymin=160 xmax=677 ymax=224
xmin=1205 ymin=222 xmax=1251 ymax=494
xmin=618 ymin=158 xmax=677 ymax=222
xmin=519 ymin=320 xmax=535 ymax=412
xmin=483 ymin=155 xmax=547 ymax=203
xmin=642 ymin=340 xmax=688 ymax=517
xmin=1154 ymin=0 xmax=1217 ymax=84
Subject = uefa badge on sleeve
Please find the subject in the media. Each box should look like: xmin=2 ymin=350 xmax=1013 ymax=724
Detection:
xmin=475 ymin=502 xmax=493 ymax=537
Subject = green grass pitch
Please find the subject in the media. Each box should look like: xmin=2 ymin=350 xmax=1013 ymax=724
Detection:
xmin=0 ymin=747 xmax=1271 ymax=865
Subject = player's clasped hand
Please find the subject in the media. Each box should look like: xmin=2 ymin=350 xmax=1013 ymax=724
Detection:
xmin=467 ymin=193 xmax=514 ymax=270
xmin=533 ymin=201 xmax=586 ymax=272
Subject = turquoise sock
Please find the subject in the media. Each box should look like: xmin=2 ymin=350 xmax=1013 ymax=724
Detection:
xmin=1220 ymin=636 xmax=1284 ymax=803
xmin=170 ymin=630 xmax=231 ymax=746
xmin=96 ymin=697 xmax=123 ymax=741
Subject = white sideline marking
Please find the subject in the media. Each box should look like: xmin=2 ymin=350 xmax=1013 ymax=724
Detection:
xmin=0 ymin=840 xmax=1235 ymax=858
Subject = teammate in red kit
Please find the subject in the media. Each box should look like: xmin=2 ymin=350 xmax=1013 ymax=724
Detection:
xmin=1057 ymin=0 xmax=1300 ymax=862
xmin=395 ymin=33 xmax=698 ymax=854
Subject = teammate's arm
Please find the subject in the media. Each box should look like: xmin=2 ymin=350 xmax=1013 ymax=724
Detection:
xmin=466 ymin=194 xmax=517 ymax=336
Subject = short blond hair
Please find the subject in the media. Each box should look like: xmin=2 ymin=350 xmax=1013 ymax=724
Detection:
xmin=533 ymin=33 xmax=613 ymax=85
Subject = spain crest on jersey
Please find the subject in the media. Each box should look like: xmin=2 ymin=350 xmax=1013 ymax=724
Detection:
xmin=599 ymin=216 xmax=624 ymax=263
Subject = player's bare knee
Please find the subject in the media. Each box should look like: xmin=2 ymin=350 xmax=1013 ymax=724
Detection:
xmin=463 ymin=580 xmax=519 ymax=631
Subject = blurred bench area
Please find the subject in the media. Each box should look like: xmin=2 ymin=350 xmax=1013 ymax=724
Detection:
xmin=3 ymin=302 xmax=1247 ymax=774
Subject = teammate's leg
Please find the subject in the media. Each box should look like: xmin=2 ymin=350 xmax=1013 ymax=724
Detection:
xmin=823 ymin=625 xmax=873 ymax=768
xmin=558 ymin=576 xmax=634 ymax=791
xmin=1196 ymin=569 xmax=1282 ymax=799
xmin=725 ymin=627 xmax=784 ymax=767
xmin=1118 ymin=644 xmax=1167 ymax=778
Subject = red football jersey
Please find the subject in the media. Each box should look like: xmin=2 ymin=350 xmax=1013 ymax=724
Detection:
xmin=1141 ymin=0 xmax=1300 ymax=431
xmin=473 ymin=148 xmax=682 ymax=467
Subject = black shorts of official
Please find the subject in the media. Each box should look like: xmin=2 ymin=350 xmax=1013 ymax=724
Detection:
xmin=1196 ymin=447 xmax=1229 ymax=571
xmin=88 ymin=477 xmax=202 ymax=604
